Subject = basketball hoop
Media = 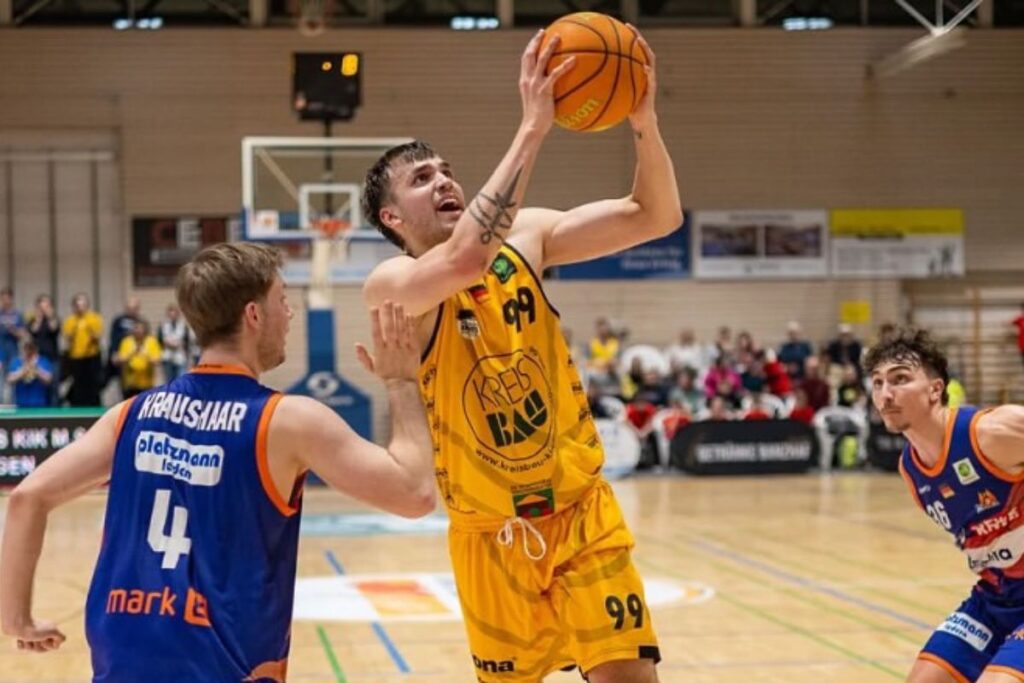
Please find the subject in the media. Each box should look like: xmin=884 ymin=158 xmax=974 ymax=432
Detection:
xmin=310 ymin=217 xmax=351 ymax=241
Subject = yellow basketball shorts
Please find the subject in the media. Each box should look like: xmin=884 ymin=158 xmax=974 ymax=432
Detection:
xmin=448 ymin=481 xmax=660 ymax=683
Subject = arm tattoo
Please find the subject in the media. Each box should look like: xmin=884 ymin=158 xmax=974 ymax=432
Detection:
xmin=469 ymin=167 xmax=523 ymax=244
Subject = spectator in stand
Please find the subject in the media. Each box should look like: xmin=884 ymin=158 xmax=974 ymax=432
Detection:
xmin=62 ymin=293 xmax=104 ymax=407
xmin=707 ymin=396 xmax=733 ymax=421
xmin=1012 ymin=303 xmax=1024 ymax=368
xmin=586 ymin=317 xmax=620 ymax=384
xmin=668 ymin=367 xmax=704 ymax=415
xmin=710 ymin=325 xmax=733 ymax=364
xmin=106 ymin=296 xmax=142 ymax=394
xmin=115 ymin=319 xmax=162 ymax=398
xmin=25 ymin=295 xmax=60 ymax=368
xmin=704 ymin=355 xmax=741 ymax=401
xmin=788 ymin=388 xmax=816 ymax=424
xmin=0 ymin=287 xmax=25 ymax=402
xmin=763 ymin=349 xmax=792 ymax=397
xmin=826 ymin=323 xmax=863 ymax=380
xmin=586 ymin=380 xmax=614 ymax=420
xmin=712 ymin=375 xmax=743 ymax=412
xmin=740 ymin=352 xmax=766 ymax=394
xmin=778 ymin=321 xmax=814 ymax=380
xmin=836 ymin=364 xmax=865 ymax=408
xmin=25 ymin=294 xmax=60 ymax=406
xmin=877 ymin=321 xmax=897 ymax=345
xmin=661 ymin=402 xmax=692 ymax=440
xmin=798 ymin=356 xmax=831 ymax=411
xmin=620 ymin=356 xmax=648 ymax=402
xmin=743 ymin=393 xmax=772 ymax=421
xmin=157 ymin=304 xmax=191 ymax=382
xmin=663 ymin=328 xmax=707 ymax=376
xmin=5 ymin=340 xmax=53 ymax=408
xmin=735 ymin=330 xmax=758 ymax=358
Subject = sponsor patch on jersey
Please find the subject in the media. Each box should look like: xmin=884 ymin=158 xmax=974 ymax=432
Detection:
xmin=939 ymin=484 xmax=955 ymax=499
xmin=938 ymin=611 xmax=993 ymax=652
xmin=918 ymin=484 xmax=932 ymax=495
xmin=976 ymin=489 xmax=1000 ymax=513
xmin=953 ymin=458 xmax=980 ymax=485
xmin=456 ymin=310 xmax=480 ymax=339
xmin=490 ymin=254 xmax=517 ymax=284
xmin=135 ymin=431 xmax=224 ymax=486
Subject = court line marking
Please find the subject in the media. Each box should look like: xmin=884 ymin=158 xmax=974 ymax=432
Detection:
xmin=323 ymin=549 xmax=412 ymax=674
xmin=316 ymin=624 xmax=348 ymax=683
xmin=639 ymin=536 xmax=923 ymax=647
xmin=696 ymin=525 xmax=958 ymax=613
xmin=635 ymin=554 xmax=906 ymax=679
xmin=675 ymin=533 xmax=935 ymax=631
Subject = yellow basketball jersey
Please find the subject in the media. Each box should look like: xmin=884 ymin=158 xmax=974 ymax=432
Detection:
xmin=419 ymin=244 xmax=603 ymax=527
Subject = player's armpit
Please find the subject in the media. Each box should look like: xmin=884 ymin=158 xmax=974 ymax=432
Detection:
xmin=977 ymin=405 xmax=1024 ymax=474
xmin=268 ymin=395 xmax=436 ymax=518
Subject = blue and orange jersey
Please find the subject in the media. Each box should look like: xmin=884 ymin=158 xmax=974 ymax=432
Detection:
xmin=84 ymin=364 xmax=304 ymax=683
xmin=900 ymin=405 xmax=1024 ymax=600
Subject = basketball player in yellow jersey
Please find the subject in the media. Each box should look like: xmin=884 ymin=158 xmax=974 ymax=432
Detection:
xmin=361 ymin=28 xmax=680 ymax=683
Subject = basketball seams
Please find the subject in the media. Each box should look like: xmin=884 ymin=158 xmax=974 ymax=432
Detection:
xmin=580 ymin=15 xmax=622 ymax=132
xmin=548 ymin=13 xmax=648 ymax=132
xmin=551 ymin=18 xmax=611 ymax=106
xmin=627 ymin=31 xmax=641 ymax=113
xmin=551 ymin=49 xmax=647 ymax=67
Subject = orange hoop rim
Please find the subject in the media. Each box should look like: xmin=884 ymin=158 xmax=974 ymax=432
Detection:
xmin=310 ymin=218 xmax=351 ymax=240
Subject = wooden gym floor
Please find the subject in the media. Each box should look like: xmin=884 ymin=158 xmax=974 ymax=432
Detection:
xmin=0 ymin=472 xmax=970 ymax=682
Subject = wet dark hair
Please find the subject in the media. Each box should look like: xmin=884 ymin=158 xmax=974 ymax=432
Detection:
xmin=361 ymin=140 xmax=439 ymax=250
xmin=862 ymin=327 xmax=950 ymax=405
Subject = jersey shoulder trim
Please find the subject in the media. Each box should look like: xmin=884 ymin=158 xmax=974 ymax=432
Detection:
xmin=970 ymin=407 xmax=1024 ymax=483
xmin=420 ymin=302 xmax=445 ymax=362
xmin=256 ymin=393 xmax=298 ymax=517
xmin=113 ymin=396 xmax=136 ymax=442
xmin=502 ymin=243 xmax=560 ymax=318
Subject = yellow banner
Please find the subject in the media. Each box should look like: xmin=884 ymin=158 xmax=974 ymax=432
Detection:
xmin=830 ymin=209 xmax=963 ymax=236
xmin=840 ymin=300 xmax=872 ymax=325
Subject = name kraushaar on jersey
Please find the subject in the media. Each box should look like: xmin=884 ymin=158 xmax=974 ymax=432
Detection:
xmin=137 ymin=392 xmax=248 ymax=433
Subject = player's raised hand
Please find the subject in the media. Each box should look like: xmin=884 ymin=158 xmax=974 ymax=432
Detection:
xmin=355 ymin=301 xmax=420 ymax=383
xmin=9 ymin=619 xmax=66 ymax=653
xmin=626 ymin=24 xmax=657 ymax=128
xmin=520 ymin=29 xmax=576 ymax=134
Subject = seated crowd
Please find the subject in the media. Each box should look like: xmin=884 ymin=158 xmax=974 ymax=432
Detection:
xmin=577 ymin=317 xmax=909 ymax=447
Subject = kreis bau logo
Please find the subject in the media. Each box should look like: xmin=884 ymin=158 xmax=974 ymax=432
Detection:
xmin=473 ymin=654 xmax=515 ymax=673
xmin=462 ymin=350 xmax=553 ymax=462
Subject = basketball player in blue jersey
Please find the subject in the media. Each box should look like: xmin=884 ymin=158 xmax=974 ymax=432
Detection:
xmin=0 ymin=242 xmax=436 ymax=682
xmin=866 ymin=328 xmax=1024 ymax=683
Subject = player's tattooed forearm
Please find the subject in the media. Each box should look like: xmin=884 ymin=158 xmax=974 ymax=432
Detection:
xmin=470 ymin=167 xmax=522 ymax=244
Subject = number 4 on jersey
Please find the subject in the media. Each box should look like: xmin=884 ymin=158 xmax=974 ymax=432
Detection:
xmin=148 ymin=489 xmax=192 ymax=569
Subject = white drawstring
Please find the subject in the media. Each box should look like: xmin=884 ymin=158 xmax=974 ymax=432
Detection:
xmin=496 ymin=517 xmax=548 ymax=561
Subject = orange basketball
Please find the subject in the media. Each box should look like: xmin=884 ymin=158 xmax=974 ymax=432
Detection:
xmin=540 ymin=12 xmax=648 ymax=133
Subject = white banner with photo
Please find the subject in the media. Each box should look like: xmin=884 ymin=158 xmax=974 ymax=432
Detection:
xmin=693 ymin=210 xmax=829 ymax=279
xmin=830 ymin=209 xmax=964 ymax=278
